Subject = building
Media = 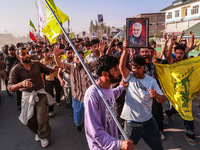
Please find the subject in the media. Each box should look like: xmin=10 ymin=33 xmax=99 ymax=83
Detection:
xmin=136 ymin=13 xmax=165 ymax=37
xmin=161 ymin=0 xmax=200 ymax=34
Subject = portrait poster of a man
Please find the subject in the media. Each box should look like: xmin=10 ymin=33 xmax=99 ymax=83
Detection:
xmin=127 ymin=18 xmax=149 ymax=48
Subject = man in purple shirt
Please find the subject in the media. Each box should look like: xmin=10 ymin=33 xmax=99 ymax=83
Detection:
xmin=84 ymin=55 xmax=134 ymax=150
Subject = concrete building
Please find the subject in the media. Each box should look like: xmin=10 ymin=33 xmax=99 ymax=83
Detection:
xmin=136 ymin=13 xmax=165 ymax=37
xmin=161 ymin=0 xmax=200 ymax=34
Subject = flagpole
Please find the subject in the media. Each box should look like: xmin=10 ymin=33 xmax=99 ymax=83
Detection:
xmin=44 ymin=0 xmax=129 ymax=141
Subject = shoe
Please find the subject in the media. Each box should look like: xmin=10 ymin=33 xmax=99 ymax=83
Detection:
xmin=49 ymin=112 xmax=54 ymax=117
xmin=17 ymin=106 xmax=21 ymax=111
xmin=160 ymin=132 xmax=165 ymax=140
xmin=35 ymin=134 xmax=41 ymax=141
xmin=164 ymin=110 xmax=173 ymax=120
xmin=41 ymin=138 xmax=49 ymax=148
xmin=163 ymin=120 xmax=169 ymax=126
xmin=184 ymin=136 xmax=197 ymax=146
xmin=77 ymin=126 xmax=82 ymax=132
xmin=56 ymin=102 xmax=62 ymax=106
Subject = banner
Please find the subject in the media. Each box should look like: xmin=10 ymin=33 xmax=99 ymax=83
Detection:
xmin=35 ymin=0 xmax=46 ymax=36
xmin=97 ymin=14 xmax=103 ymax=24
xmin=155 ymin=57 xmax=200 ymax=121
xmin=42 ymin=0 xmax=69 ymax=44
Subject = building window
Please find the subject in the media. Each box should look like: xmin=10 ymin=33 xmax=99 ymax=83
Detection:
xmin=175 ymin=10 xmax=180 ymax=17
xmin=167 ymin=12 xmax=172 ymax=19
xmin=185 ymin=8 xmax=188 ymax=16
xmin=191 ymin=5 xmax=199 ymax=15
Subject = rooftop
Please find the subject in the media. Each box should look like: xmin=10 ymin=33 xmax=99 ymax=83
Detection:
xmin=161 ymin=0 xmax=199 ymax=11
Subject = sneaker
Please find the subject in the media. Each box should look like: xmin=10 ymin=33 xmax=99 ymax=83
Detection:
xmin=49 ymin=112 xmax=54 ymax=117
xmin=56 ymin=102 xmax=62 ymax=106
xmin=77 ymin=126 xmax=82 ymax=132
xmin=164 ymin=110 xmax=173 ymax=120
xmin=184 ymin=136 xmax=197 ymax=146
xmin=35 ymin=134 xmax=41 ymax=141
xmin=160 ymin=132 xmax=165 ymax=140
xmin=41 ymin=138 xmax=49 ymax=148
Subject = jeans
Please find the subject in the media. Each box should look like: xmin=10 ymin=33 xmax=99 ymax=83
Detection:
xmin=64 ymin=87 xmax=72 ymax=109
xmin=45 ymin=77 xmax=61 ymax=113
xmin=184 ymin=119 xmax=195 ymax=139
xmin=72 ymin=98 xmax=84 ymax=126
xmin=124 ymin=117 xmax=163 ymax=150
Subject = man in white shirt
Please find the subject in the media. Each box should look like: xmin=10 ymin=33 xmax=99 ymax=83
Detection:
xmin=119 ymin=39 xmax=166 ymax=149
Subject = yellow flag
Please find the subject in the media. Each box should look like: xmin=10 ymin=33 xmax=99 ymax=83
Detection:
xmin=42 ymin=0 xmax=69 ymax=44
xmin=155 ymin=57 xmax=200 ymax=121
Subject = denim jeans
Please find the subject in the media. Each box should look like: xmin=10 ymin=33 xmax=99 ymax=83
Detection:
xmin=72 ymin=98 xmax=84 ymax=126
xmin=124 ymin=117 xmax=163 ymax=150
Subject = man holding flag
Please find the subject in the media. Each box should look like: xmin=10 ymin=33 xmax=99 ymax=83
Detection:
xmin=155 ymin=33 xmax=198 ymax=146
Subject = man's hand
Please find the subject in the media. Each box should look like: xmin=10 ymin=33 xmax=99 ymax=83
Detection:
xmin=60 ymin=80 xmax=65 ymax=88
xmin=189 ymin=31 xmax=194 ymax=38
xmin=123 ymin=39 xmax=129 ymax=51
xmin=148 ymin=89 xmax=157 ymax=98
xmin=99 ymin=41 xmax=107 ymax=54
xmin=163 ymin=34 xmax=169 ymax=42
xmin=53 ymin=65 xmax=59 ymax=71
xmin=170 ymin=34 xmax=177 ymax=44
xmin=181 ymin=30 xmax=185 ymax=37
xmin=121 ymin=140 xmax=135 ymax=150
xmin=120 ymin=79 xmax=129 ymax=88
xmin=53 ymin=45 xmax=64 ymax=56
xmin=21 ymin=79 xmax=33 ymax=89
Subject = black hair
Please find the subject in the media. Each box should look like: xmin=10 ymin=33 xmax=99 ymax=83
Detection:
xmin=150 ymin=41 xmax=156 ymax=46
xmin=59 ymin=44 xmax=65 ymax=49
xmin=95 ymin=55 xmax=119 ymax=77
xmin=90 ymin=39 xmax=100 ymax=46
xmin=84 ymin=41 xmax=91 ymax=46
xmin=16 ymin=47 xmax=26 ymax=56
xmin=65 ymin=46 xmax=73 ymax=51
xmin=130 ymin=56 xmax=146 ymax=66
xmin=174 ymin=44 xmax=185 ymax=52
xmin=117 ymin=42 xmax=122 ymax=47
xmin=9 ymin=46 xmax=15 ymax=51
xmin=42 ymin=48 xmax=49 ymax=53
xmin=77 ymin=50 xmax=84 ymax=56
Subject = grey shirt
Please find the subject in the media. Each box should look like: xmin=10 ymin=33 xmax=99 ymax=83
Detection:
xmin=120 ymin=72 xmax=163 ymax=122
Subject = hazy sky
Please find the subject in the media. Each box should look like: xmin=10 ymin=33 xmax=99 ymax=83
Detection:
xmin=0 ymin=0 xmax=174 ymax=37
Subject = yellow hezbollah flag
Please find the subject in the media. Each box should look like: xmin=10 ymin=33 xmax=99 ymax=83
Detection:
xmin=155 ymin=57 xmax=200 ymax=121
xmin=42 ymin=0 xmax=69 ymax=44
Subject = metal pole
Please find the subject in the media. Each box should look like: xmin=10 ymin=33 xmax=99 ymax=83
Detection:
xmin=44 ymin=0 xmax=128 ymax=141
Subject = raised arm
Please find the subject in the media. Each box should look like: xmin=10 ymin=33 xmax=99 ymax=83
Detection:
xmin=177 ymin=30 xmax=185 ymax=43
xmin=105 ymin=39 xmax=115 ymax=55
xmin=167 ymin=35 xmax=177 ymax=64
xmin=99 ymin=40 xmax=107 ymax=56
xmin=119 ymin=39 xmax=130 ymax=79
xmin=161 ymin=34 xmax=169 ymax=59
xmin=53 ymin=45 xmax=65 ymax=69
xmin=185 ymin=31 xmax=194 ymax=54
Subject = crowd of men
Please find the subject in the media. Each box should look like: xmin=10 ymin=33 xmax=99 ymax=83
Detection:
xmin=1 ymin=31 xmax=200 ymax=149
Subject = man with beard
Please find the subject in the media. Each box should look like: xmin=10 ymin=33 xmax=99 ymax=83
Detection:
xmin=8 ymin=47 xmax=57 ymax=148
xmin=84 ymin=55 xmax=135 ymax=150
xmin=57 ymin=46 xmax=74 ymax=113
xmin=5 ymin=46 xmax=22 ymax=109
xmin=167 ymin=35 xmax=197 ymax=146
xmin=129 ymin=23 xmax=146 ymax=47
xmin=139 ymin=47 xmax=165 ymax=140
xmin=30 ymin=45 xmax=44 ymax=61
xmin=53 ymin=42 xmax=106 ymax=131
xmin=119 ymin=40 xmax=165 ymax=149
